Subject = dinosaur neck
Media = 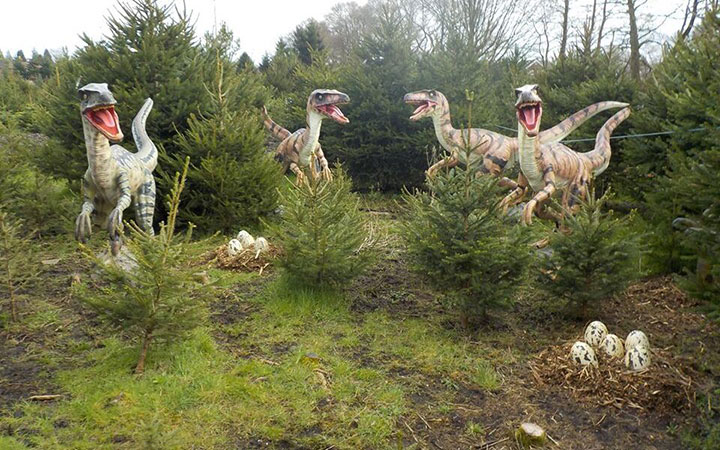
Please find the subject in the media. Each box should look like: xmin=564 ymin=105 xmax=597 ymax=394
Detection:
xmin=431 ymin=107 xmax=456 ymax=153
xmin=83 ymin=120 xmax=117 ymax=188
xmin=301 ymin=111 xmax=323 ymax=166
xmin=518 ymin=125 xmax=544 ymax=192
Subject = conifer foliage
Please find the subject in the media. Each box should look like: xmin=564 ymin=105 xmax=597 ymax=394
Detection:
xmin=401 ymin=95 xmax=531 ymax=326
xmin=0 ymin=210 xmax=38 ymax=322
xmin=269 ymin=168 xmax=374 ymax=288
xmin=77 ymin=159 xmax=206 ymax=374
xmin=536 ymin=191 xmax=640 ymax=318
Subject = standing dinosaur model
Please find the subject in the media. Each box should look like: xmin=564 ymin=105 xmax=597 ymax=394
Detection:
xmin=74 ymin=83 xmax=158 ymax=255
xmin=262 ymin=89 xmax=350 ymax=184
xmin=507 ymin=84 xmax=630 ymax=225
xmin=403 ymin=89 xmax=627 ymax=188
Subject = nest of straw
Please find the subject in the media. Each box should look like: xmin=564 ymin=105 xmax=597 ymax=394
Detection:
xmin=198 ymin=243 xmax=281 ymax=274
xmin=530 ymin=340 xmax=697 ymax=413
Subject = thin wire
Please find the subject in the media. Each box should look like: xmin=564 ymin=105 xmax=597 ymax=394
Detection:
xmin=485 ymin=124 xmax=712 ymax=143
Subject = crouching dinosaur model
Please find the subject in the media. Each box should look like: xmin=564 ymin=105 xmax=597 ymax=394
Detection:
xmin=262 ymin=89 xmax=350 ymax=184
xmin=74 ymin=83 xmax=158 ymax=255
xmin=506 ymin=84 xmax=630 ymax=225
xmin=403 ymin=89 xmax=627 ymax=189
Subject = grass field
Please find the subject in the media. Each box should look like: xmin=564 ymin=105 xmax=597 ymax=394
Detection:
xmin=1 ymin=203 xmax=719 ymax=449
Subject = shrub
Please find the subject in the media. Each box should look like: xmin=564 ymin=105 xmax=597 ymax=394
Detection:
xmin=536 ymin=191 xmax=641 ymax=319
xmin=401 ymin=97 xmax=531 ymax=326
xmin=77 ymin=159 xmax=206 ymax=374
xmin=0 ymin=209 xmax=38 ymax=322
xmin=268 ymin=167 xmax=374 ymax=287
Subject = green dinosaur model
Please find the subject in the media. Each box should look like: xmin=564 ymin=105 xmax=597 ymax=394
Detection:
xmin=74 ymin=83 xmax=158 ymax=255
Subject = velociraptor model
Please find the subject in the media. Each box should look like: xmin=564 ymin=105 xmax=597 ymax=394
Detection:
xmin=262 ymin=89 xmax=350 ymax=184
xmin=74 ymin=83 xmax=158 ymax=255
xmin=403 ymin=89 xmax=627 ymax=189
xmin=505 ymin=84 xmax=630 ymax=225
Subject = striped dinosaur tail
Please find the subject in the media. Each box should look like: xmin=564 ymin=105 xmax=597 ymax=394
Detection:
xmin=132 ymin=98 xmax=158 ymax=171
xmin=588 ymin=107 xmax=631 ymax=176
xmin=540 ymin=101 xmax=630 ymax=144
xmin=262 ymin=106 xmax=291 ymax=140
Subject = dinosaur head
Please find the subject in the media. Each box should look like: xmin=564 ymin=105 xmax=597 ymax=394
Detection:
xmin=403 ymin=89 xmax=447 ymax=121
xmin=308 ymin=89 xmax=350 ymax=124
xmin=78 ymin=83 xmax=123 ymax=142
xmin=515 ymin=84 xmax=543 ymax=137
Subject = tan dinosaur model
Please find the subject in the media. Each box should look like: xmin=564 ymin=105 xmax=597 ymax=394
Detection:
xmin=262 ymin=89 xmax=350 ymax=184
xmin=506 ymin=84 xmax=631 ymax=225
xmin=403 ymin=89 xmax=627 ymax=189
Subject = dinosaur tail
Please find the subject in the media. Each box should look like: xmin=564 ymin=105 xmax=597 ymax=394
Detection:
xmin=539 ymin=101 xmax=630 ymax=144
xmin=587 ymin=107 xmax=631 ymax=176
xmin=262 ymin=106 xmax=291 ymax=140
xmin=132 ymin=98 xmax=158 ymax=171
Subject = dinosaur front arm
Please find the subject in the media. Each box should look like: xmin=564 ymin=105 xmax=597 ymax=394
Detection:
xmin=426 ymin=155 xmax=459 ymax=178
xmin=500 ymin=174 xmax=529 ymax=213
xmin=523 ymin=166 xmax=557 ymax=226
xmin=75 ymin=174 xmax=96 ymax=243
xmin=107 ymin=172 xmax=132 ymax=236
xmin=314 ymin=145 xmax=333 ymax=181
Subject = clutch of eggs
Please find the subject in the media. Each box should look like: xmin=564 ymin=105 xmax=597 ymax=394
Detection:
xmin=227 ymin=239 xmax=242 ymax=257
xmin=601 ymin=334 xmax=625 ymax=358
xmin=584 ymin=321 xmax=608 ymax=347
xmin=626 ymin=330 xmax=650 ymax=350
xmin=624 ymin=345 xmax=651 ymax=371
xmin=570 ymin=341 xmax=598 ymax=367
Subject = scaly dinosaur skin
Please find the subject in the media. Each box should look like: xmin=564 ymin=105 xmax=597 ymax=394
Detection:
xmin=74 ymin=83 xmax=158 ymax=255
xmin=507 ymin=84 xmax=630 ymax=225
xmin=262 ymin=89 xmax=350 ymax=184
xmin=403 ymin=89 xmax=627 ymax=188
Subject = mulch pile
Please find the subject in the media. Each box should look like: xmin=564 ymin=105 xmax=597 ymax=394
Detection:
xmin=198 ymin=243 xmax=282 ymax=274
xmin=530 ymin=340 xmax=697 ymax=414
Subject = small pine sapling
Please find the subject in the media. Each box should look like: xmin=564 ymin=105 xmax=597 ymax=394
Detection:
xmin=0 ymin=209 xmax=38 ymax=322
xmin=77 ymin=158 xmax=206 ymax=374
xmin=401 ymin=91 xmax=531 ymax=327
xmin=268 ymin=167 xmax=374 ymax=288
xmin=536 ymin=190 xmax=641 ymax=319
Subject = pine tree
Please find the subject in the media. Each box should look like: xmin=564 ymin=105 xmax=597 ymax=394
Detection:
xmin=536 ymin=191 xmax=641 ymax=319
xmin=401 ymin=93 xmax=531 ymax=326
xmin=0 ymin=209 xmax=38 ymax=322
xmin=268 ymin=167 xmax=374 ymax=287
xmin=292 ymin=19 xmax=326 ymax=65
xmin=77 ymin=159 xmax=206 ymax=374
xmin=164 ymin=53 xmax=282 ymax=233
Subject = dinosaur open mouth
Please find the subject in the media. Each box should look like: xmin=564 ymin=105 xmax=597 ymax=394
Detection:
xmin=406 ymin=100 xmax=437 ymax=121
xmin=83 ymin=105 xmax=123 ymax=141
xmin=317 ymin=104 xmax=349 ymax=124
xmin=517 ymin=102 xmax=542 ymax=136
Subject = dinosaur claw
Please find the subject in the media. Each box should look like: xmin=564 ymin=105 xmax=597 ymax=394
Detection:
xmin=75 ymin=212 xmax=93 ymax=243
xmin=107 ymin=208 xmax=124 ymax=235
xmin=322 ymin=168 xmax=333 ymax=182
xmin=522 ymin=201 xmax=536 ymax=226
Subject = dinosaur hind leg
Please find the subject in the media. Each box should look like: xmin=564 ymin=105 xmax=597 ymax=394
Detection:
xmin=134 ymin=174 xmax=156 ymax=235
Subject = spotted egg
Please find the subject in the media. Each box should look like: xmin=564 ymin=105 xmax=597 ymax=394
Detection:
xmin=570 ymin=341 xmax=598 ymax=368
xmin=601 ymin=334 xmax=625 ymax=358
xmin=625 ymin=345 xmax=651 ymax=371
xmin=584 ymin=321 xmax=608 ymax=347
xmin=254 ymin=237 xmax=269 ymax=257
xmin=625 ymin=330 xmax=650 ymax=350
xmin=227 ymin=239 xmax=242 ymax=257
xmin=236 ymin=230 xmax=255 ymax=248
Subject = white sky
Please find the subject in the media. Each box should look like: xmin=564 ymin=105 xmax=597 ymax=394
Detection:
xmin=0 ymin=0 xmax=366 ymax=62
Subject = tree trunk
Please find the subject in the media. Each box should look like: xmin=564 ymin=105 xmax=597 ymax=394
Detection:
xmin=680 ymin=0 xmax=700 ymax=38
xmin=627 ymin=0 xmax=641 ymax=80
xmin=596 ymin=0 xmax=609 ymax=53
xmin=134 ymin=329 xmax=153 ymax=375
xmin=559 ymin=0 xmax=570 ymax=61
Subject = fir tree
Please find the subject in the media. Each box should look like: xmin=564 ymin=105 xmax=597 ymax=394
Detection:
xmin=536 ymin=191 xmax=641 ymax=319
xmin=268 ymin=167 xmax=374 ymax=287
xmin=0 ymin=209 xmax=38 ymax=322
xmin=77 ymin=159 xmax=206 ymax=374
xmin=401 ymin=93 xmax=531 ymax=326
xmin=292 ymin=19 xmax=326 ymax=66
xmin=165 ymin=54 xmax=282 ymax=233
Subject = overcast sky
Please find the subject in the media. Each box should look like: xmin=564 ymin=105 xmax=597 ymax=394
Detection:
xmin=1 ymin=0 xmax=366 ymax=62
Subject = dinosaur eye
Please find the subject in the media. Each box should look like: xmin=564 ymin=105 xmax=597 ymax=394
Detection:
xmin=317 ymin=93 xmax=323 ymax=100
xmin=430 ymin=91 xmax=436 ymax=97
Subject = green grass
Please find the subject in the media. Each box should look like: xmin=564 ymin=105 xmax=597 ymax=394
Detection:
xmin=1 ymin=245 xmax=503 ymax=449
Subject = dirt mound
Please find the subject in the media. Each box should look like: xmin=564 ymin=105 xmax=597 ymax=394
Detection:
xmin=530 ymin=339 xmax=697 ymax=414
xmin=198 ymin=243 xmax=281 ymax=274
